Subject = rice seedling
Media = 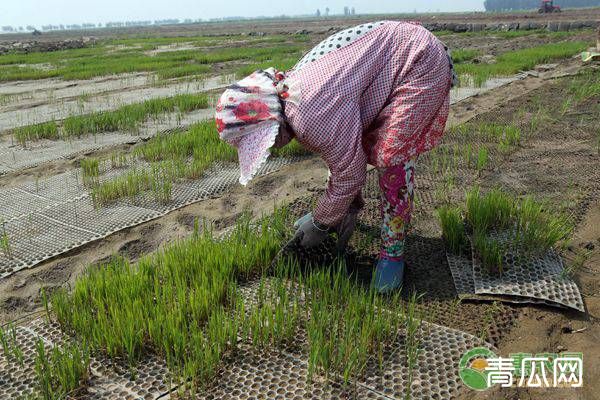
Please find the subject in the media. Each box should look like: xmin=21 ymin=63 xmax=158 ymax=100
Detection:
xmin=465 ymin=187 xmax=515 ymax=233
xmin=303 ymin=263 xmax=406 ymax=384
xmin=0 ymin=38 xmax=308 ymax=82
xmin=561 ymin=248 xmax=592 ymax=279
xmin=513 ymin=196 xmax=572 ymax=255
xmin=109 ymin=152 xmax=128 ymax=169
xmin=476 ymin=147 xmax=489 ymax=174
xmin=270 ymin=139 xmax=311 ymax=157
xmin=473 ymin=230 xmax=504 ymax=275
xmin=0 ymin=323 xmax=25 ymax=367
xmin=477 ymin=301 xmax=502 ymax=341
xmin=12 ymin=122 xmax=59 ymax=146
xmin=62 ymin=93 xmax=210 ymax=137
xmin=80 ymin=158 xmax=100 ymax=187
xmin=436 ymin=206 xmax=467 ymax=254
xmin=449 ymin=48 xmax=481 ymax=64
xmin=1 ymin=221 xmax=12 ymax=259
xmin=11 ymin=93 xmax=211 ymax=145
xmin=34 ymin=339 xmax=91 ymax=400
xmin=460 ymin=187 xmax=572 ymax=273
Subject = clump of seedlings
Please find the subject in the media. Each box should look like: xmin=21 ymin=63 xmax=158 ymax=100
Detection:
xmin=92 ymin=120 xmax=309 ymax=206
xmin=438 ymin=187 xmax=572 ymax=275
xmin=0 ymin=323 xmax=25 ymax=367
xmin=49 ymin=209 xmax=289 ymax=396
xmin=12 ymin=121 xmax=59 ymax=146
xmin=1 ymin=220 xmax=12 ymax=259
xmin=80 ymin=158 xmax=100 ymax=187
xmin=13 ymin=93 xmax=211 ymax=146
xmin=46 ymin=203 xmax=422 ymax=394
xmin=436 ymin=206 xmax=467 ymax=254
xmin=34 ymin=340 xmax=91 ymax=400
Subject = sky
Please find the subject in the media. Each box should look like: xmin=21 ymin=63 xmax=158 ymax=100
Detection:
xmin=1 ymin=1 xmax=484 ymax=28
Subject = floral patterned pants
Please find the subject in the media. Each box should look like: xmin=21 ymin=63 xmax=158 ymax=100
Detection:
xmin=378 ymin=158 xmax=416 ymax=261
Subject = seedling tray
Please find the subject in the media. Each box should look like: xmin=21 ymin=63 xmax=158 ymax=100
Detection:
xmin=445 ymin=233 xmax=584 ymax=312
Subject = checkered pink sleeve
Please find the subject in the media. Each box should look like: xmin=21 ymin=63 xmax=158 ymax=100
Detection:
xmin=310 ymin=101 xmax=367 ymax=227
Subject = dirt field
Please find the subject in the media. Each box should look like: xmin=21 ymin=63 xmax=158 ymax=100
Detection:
xmin=0 ymin=15 xmax=598 ymax=400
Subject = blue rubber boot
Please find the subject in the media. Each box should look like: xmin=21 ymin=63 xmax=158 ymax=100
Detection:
xmin=374 ymin=258 xmax=405 ymax=294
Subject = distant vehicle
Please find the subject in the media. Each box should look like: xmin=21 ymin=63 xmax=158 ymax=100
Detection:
xmin=538 ymin=0 xmax=561 ymax=13
xmin=32 ymin=29 xmax=42 ymax=36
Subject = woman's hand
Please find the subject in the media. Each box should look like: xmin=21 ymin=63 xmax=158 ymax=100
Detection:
xmin=294 ymin=217 xmax=330 ymax=248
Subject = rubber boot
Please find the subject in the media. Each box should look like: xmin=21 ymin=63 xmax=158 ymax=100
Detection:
xmin=374 ymin=258 xmax=405 ymax=293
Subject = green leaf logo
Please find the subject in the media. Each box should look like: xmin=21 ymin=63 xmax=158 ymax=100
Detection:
xmin=459 ymin=347 xmax=498 ymax=391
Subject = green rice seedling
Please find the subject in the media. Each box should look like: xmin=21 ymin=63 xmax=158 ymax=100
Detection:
xmin=62 ymin=93 xmax=209 ymax=138
xmin=80 ymin=158 xmax=100 ymax=186
xmin=95 ymin=121 xmax=238 ymax=205
xmin=0 ymin=323 xmax=24 ymax=366
xmin=156 ymin=64 xmax=211 ymax=80
xmin=465 ymin=187 xmax=515 ymax=233
xmin=303 ymin=263 xmax=405 ymax=384
xmin=473 ymin=230 xmax=504 ymax=275
xmin=34 ymin=339 xmax=90 ymax=400
xmin=436 ymin=206 xmax=467 ymax=254
xmin=12 ymin=122 xmax=59 ymax=146
xmin=449 ymin=49 xmax=481 ymax=64
xmin=1 ymin=221 xmax=12 ymax=259
xmin=49 ymin=208 xmax=290 ymax=395
xmin=270 ymin=139 xmax=311 ymax=157
xmin=110 ymin=152 xmax=128 ymax=169
xmin=513 ymin=196 xmax=572 ymax=256
xmin=245 ymin=268 xmax=302 ymax=350
xmin=476 ymin=147 xmax=489 ymax=175
xmin=477 ymin=302 xmax=502 ymax=341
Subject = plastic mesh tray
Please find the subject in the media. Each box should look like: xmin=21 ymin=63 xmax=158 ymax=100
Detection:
xmin=196 ymin=344 xmax=390 ymax=400
xmin=0 ymin=187 xmax=57 ymax=222
xmin=471 ymin=237 xmax=585 ymax=312
xmin=0 ymin=214 xmax=99 ymax=278
xmin=40 ymin=197 xmax=161 ymax=237
xmin=4 ymin=317 xmax=175 ymax=400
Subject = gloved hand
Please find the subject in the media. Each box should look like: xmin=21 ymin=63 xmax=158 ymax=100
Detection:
xmin=293 ymin=213 xmax=312 ymax=229
xmin=294 ymin=216 xmax=330 ymax=248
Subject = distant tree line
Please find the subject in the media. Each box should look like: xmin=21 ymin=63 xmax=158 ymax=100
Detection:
xmin=0 ymin=19 xmax=212 ymax=33
xmin=484 ymin=0 xmax=600 ymax=11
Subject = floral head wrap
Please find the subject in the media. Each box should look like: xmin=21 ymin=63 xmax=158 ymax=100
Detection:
xmin=215 ymin=68 xmax=286 ymax=185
